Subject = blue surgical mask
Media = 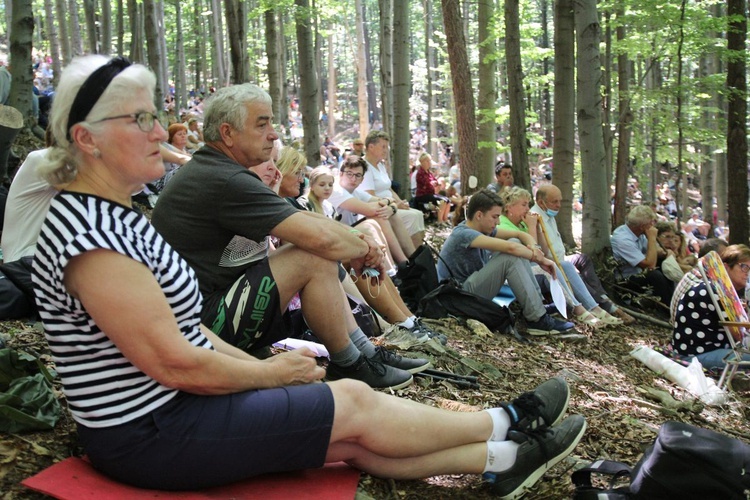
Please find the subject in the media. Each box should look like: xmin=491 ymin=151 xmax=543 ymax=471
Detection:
xmin=545 ymin=208 xmax=559 ymax=217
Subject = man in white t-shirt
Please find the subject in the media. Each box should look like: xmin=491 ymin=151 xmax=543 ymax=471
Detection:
xmin=329 ymin=155 xmax=413 ymax=265
xmin=359 ymin=130 xmax=425 ymax=249
xmin=1 ymin=148 xmax=59 ymax=262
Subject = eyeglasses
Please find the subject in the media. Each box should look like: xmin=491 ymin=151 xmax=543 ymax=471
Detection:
xmin=92 ymin=111 xmax=159 ymax=133
xmin=342 ymin=171 xmax=364 ymax=179
xmin=739 ymin=263 xmax=750 ymax=274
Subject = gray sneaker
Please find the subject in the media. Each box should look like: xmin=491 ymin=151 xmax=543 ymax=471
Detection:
xmin=499 ymin=377 xmax=570 ymax=437
xmin=414 ymin=318 xmax=449 ymax=345
xmin=370 ymin=346 xmax=431 ymax=374
xmin=405 ymin=324 xmax=430 ymax=342
xmin=484 ymin=415 xmax=587 ymax=499
xmin=326 ymin=354 xmax=413 ymax=390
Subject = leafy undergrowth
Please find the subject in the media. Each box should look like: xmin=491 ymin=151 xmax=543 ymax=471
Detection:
xmin=3 ymin=313 xmax=750 ymax=499
xmin=3 ymin=227 xmax=750 ymax=500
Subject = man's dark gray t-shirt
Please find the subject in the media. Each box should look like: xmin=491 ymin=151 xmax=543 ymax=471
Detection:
xmin=437 ymin=221 xmax=496 ymax=283
xmin=151 ymin=146 xmax=297 ymax=300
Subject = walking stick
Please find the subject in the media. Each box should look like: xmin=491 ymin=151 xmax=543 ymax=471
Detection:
xmin=537 ymin=215 xmax=574 ymax=291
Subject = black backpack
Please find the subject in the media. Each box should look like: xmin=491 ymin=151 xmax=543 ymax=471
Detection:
xmin=0 ymin=256 xmax=36 ymax=320
xmin=417 ymin=279 xmax=515 ymax=336
xmin=573 ymin=421 xmax=750 ymax=499
xmin=395 ymin=244 xmax=440 ymax=311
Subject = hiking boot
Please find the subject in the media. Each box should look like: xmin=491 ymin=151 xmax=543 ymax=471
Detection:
xmin=526 ymin=314 xmax=575 ymax=336
xmin=370 ymin=346 xmax=431 ymax=374
xmin=484 ymin=415 xmax=587 ymax=499
xmin=497 ymin=377 xmax=569 ymax=438
xmin=414 ymin=318 xmax=449 ymax=345
xmin=327 ymin=354 xmax=413 ymax=390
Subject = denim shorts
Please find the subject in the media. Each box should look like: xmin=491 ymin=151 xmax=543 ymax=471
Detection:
xmin=77 ymin=383 xmax=335 ymax=490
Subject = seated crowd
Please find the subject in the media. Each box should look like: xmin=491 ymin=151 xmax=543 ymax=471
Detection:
xmin=2 ymin=53 xmax=745 ymax=497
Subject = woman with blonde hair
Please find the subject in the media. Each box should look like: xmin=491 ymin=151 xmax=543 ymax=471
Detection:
xmin=497 ymin=187 xmax=612 ymax=328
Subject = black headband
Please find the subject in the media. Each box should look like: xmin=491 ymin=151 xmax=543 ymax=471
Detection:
xmin=66 ymin=56 xmax=132 ymax=142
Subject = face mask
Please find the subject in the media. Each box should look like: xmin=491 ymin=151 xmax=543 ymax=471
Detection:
xmin=545 ymin=208 xmax=559 ymax=217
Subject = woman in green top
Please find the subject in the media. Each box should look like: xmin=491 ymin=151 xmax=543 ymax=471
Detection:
xmin=498 ymin=187 xmax=606 ymax=328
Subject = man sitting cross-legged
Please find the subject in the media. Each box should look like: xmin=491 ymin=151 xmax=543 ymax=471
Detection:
xmin=152 ymin=83 xmax=427 ymax=390
xmin=438 ymin=189 xmax=576 ymax=336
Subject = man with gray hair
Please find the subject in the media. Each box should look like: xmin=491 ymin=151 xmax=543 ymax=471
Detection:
xmin=611 ymin=205 xmax=674 ymax=306
xmin=152 ymin=83 xmax=426 ymax=390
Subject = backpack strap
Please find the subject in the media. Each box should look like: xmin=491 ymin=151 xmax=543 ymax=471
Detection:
xmin=572 ymin=460 xmax=633 ymax=500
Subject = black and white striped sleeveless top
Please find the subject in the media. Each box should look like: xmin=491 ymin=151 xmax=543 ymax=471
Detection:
xmin=32 ymin=191 xmax=212 ymax=428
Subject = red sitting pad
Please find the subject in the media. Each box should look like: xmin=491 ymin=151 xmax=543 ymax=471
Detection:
xmin=22 ymin=457 xmax=360 ymax=499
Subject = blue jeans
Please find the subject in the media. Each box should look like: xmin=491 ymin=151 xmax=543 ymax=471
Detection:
xmin=695 ymin=349 xmax=750 ymax=370
xmin=560 ymin=260 xmax=598 ymax=310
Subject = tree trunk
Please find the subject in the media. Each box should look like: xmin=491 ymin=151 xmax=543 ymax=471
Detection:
xmin=174 ymin=0 xmax=187 ymax=112
xmin=726 ymin=0 xmax=748 ymax=244
xmin=265 ymin=8 xmax=282 ymax=125
xmin=378 ymin=0 xmax=393 ymax=136
xmin=278 ymin=10 xmax=289 ymax=134
xmin=157 ymin=0 xmax=168 ymax=97
xmin=54 ymin=0 xmax=70 ymax=64
xmin=576 ymin=0 xmax=611 ymax=254
xmin=68 ymin=0 xmax=83 ymax=56
xmin=83 ymin=0 xmax=97 ymax=53
xmin=127 ymin=0 xmax=143 ymax=63
xmin=553 ymin=0 xmax=575 ymax=247
xmin=143 ymin=0 xmax=165 ymax=101
xmin=100 ymin=0 xmax=111 ymax=54
xmin=327 ymin=31 xmax=336 ymax=139
xmin=476 ymin=0 xmax=496 ymax=187
xmin=209 ymin=0 xmax=225 ymax=87
xmin=613 ymin=20 xmax=631 ymax=228
xmin=391 ymin=0 xmax=410 ymax=193
xmin=295 ymin=0 xmax=320 ymax=167
xmin=43 ymin=0 xmax=61 ymax=87
xmin=355 ymin=0 xmax=369 ymax=139
xmin=424 ymin=0 xmax=437 ymax=159
xmin=712 ymin=3 xmax=727 ymax=225
xmin=441 ymin=0 xmax=478 ymax=195
xmin=602 ymin=12 xmax=613 ymax=186
xmin=116 ymin=0 xmax=123 ymax=55
xmin=8 ymin=0 xmax=33 ymax=123
xmin=540 ymin=0 xmax=552 ymax=146
xmin=505 ymin=0 xmax=530 ymax=190
xmin=362 ymin=2 xmax=378 ymax=124
xmin=225 ymin=0 xmax=248 ymax=84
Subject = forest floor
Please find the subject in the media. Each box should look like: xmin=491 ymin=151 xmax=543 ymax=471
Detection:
xmin=1 ymin=134 xmax=748 ymax=499
xmin=2 ymin=224 xmax=750 ymax=499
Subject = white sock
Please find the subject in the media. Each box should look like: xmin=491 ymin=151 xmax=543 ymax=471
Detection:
xmin=483 ymin=440 xmax=521 ymax=473
xmin=485 ymin=408 xmax=511 ymax=441
xmin=398 ymin=317 xmax=415 ymax=329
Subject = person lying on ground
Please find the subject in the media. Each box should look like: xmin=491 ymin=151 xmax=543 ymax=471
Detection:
xmin=32 ymin=54 xmax=587 ymax=497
